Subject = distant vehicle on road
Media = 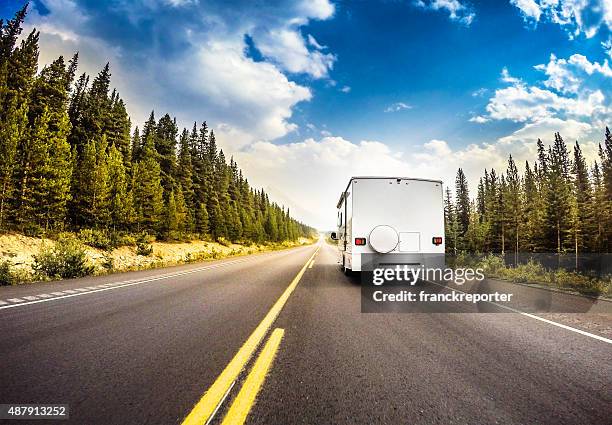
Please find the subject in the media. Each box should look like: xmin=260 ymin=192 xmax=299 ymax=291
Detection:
xmin=331 ymin=177 xmax=445 ymax=273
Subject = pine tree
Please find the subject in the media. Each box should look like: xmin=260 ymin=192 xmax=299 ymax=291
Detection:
xmin=130 ymin=126 xmax=141 ymax=163
xmin=0 ymin=4 xmax=28 ymax=63
xmin=522 ymin=161 xmax=543 ymax=251
xmin=107 ymin=94 xmax=131 ymax=166
xmin=196 ymin=202 xmax=209 ymax=236
xmin=599 ymin=128 xmax=612 ymax=250
xmin=571 ymin=141 xmax=592 ymax=254
xmin=0 ymin=23 xmax=38 ymax=229
xmin=74 ymin=136 xmax=110 ymax=227
xmin=107 ymin=143 xmax=133 ymax=229
xmin=444 ymin=187 xmax=458 ymax=255
xmin=132 ymin=135 xmax=164 ymax=233
xmin=591 ymin=162 xmax=607 ymax=252
xmin=177 ymin=128 xmax=195 ymax=232
xmin=165 ymin=190 xmax=178 ymax=236
xmin=175 ymin=184 xmax=188 ymax=234
xmin=40 ymin=109 xmax=72 ymax=230
xmin=0 ymin=95 xmax=26 ymax=228
xmin=498 ymin=174 xmax=507 ymax=254
xmin=505 ymin=155 xmax=522 ymax=257
xmin=12 ymin=107 xmax=51 ymax=232
xmin=155 ymin=113 xmax=177 ymax=196
xmin=546 ymin=133 xmax=573 ymax=253
xmin=455 ymin=168 xmax=470 ymax=249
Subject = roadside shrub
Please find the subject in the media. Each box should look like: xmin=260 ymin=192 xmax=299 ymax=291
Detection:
xmin=101 ymin=254 xmax=115 ymax=272
xmin=33 ymin=236 xmax=94 ymax=279
xmin=217 ymin=237 xmax=231 ymax=247
xmin=78 ymin=228 xmax=114 ymax=250
xmin=0 ymin=260 xmax=15 ymax=286
xmin=136 ymin=232 xmax=154 ymax=256
xmin=22 ymin=222 xmax=44 ymax=237
xmin=110 ymin=232 xmax=136 ymax=248
xmin=501 ymin=260 xmax=546 ymax=283
xmin=479 ymin=254 xmax=505 ymax=276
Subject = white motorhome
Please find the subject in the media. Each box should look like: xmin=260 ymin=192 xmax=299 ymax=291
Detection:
xmin=331 ymin=177 xmax=445 ymax=273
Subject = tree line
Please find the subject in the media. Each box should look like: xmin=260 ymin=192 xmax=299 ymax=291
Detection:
xmin=445 ymin=130 xmax=612 ymax=256
xmin=0 ymin=6 xmax=314 ymax=242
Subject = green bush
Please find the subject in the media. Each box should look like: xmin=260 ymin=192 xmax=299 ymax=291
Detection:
xmin=111 ymin=232 xmax=136 ymax=247
xmin=217 ymin=237 xmax=231 ymax=247
xmin=500 ymin=260 xmax=546 ymax=283
xmin=479 ymin=254 xmax=505 ymax=275
xmin=33 ymin=236 xmax=94 ymax=279
xmin=0 ymin=260 xmax=15 ymax=286
xmin=22 ymin=222 xmax=44 ymax=237
xmin=77 ymin=228 xmax=114 ymax=250
xmin=101 ymin=254 xmax=114 ymax=272
xmin=136 ymin=232 xmax=154 ymax=256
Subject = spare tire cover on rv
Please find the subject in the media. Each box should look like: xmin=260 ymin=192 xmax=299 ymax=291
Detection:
xmin=368 ymin=225 xmax=399 ymax=253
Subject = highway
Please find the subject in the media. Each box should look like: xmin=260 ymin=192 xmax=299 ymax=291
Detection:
xmin=0 ymin=241 xmax=611 ymax=424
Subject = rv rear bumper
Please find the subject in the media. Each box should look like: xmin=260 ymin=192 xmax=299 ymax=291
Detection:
xmin=358 ymin=252 xmax=445 ymax=272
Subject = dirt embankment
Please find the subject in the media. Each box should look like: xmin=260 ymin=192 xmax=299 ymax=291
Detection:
xmin=0 ymin=233 xmax=313 ymax=279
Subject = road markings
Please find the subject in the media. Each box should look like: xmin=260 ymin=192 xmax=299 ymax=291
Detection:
xmin=428 ymin=280 xmax=612 ymax=344
xmin=0 ymin=251 xmax=302 ymax=311
xmin=308 ymin=259 xmax=315 ymax=269
xmin=22 ymin=296 xmax=38 ymax=301
xmin=181 ymin=247 xmax=319 ymax=425
xmin=221 ymin=328 xmax=285 ymax=425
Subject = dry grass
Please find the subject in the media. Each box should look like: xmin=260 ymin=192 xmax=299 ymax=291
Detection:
xmin=0 ymin=232 xmax=315 ymax=284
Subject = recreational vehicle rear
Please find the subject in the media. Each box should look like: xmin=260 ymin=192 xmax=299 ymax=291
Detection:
xmin=331 ymin=177 xmax=445 ymax=273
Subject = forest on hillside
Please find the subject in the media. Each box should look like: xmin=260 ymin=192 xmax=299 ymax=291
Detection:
xmin=0 ymin=6 xmax=315 ymax=244
xmin=446 ymin=130 xmax=612 ymax=257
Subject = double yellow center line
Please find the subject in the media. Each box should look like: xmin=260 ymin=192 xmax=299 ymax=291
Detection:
xmin=182 ymin=246 xmax=319 ymax=425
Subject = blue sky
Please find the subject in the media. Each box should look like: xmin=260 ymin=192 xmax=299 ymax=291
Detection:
xmin=3 ymin=0 xmax=612 ymax=228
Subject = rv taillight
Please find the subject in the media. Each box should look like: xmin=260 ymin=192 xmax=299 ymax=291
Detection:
xmin=355 ymin=237 xmax=366 ymax=246
xmin=432 ymin=237 xmax=443 ymax=246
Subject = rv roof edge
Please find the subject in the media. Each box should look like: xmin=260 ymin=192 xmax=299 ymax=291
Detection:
xmin=337 ymin=177 xmax=443 ymax=206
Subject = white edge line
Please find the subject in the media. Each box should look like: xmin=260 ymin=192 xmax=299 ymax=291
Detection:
xmin=0 ymin=245 xmax=314 ymax=311
xmin=426 ymin=280 xmax=612 ymax=344
xmin=0 ymin=257 xmax=255 ymax=311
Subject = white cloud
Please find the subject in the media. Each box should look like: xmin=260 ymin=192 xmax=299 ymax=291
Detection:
xmin=251 ymin=28 xmax=336 ymax=78
xmin=25 ymin=0 xmax=335 ymax=142
xmin=469 ymin=115 xmax=490 ymax=123
xmin=297 ymin=0 xmax=336 ymax=21
xmin=501 ymin=67 xmax=522 ymax=84
xmin=415 ymin=0 xmax=476 ymax=25
xmin=472 ymin=87 xmax=488 ymax=97
xmin=484 ymin=84 xmax=607 ymax=122
xmin=535 ymin=53 xmax=612 ymax=94
xmin=510 ymin=0 xmax=612 ymax=38
xmin=340 ymin=85 xmax=351 ymax=93
xmin=307 ymin=34 xmax=325 ymax=49
xmin=476 ymin=52 xmax=612 ymax=130
xmin=384 ymin=102 xmax=412 ymax=112
xmin=603 ymin=37 xmax=612 ymax=58
xmin=510 ymin=0 xmax=542 ymax=21
xmin=497 ymin=117 xmax=593 ymax=145
xmin=164 ymin=0 xmax=199 ymax=7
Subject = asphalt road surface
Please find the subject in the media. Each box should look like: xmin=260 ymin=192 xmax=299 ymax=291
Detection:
xmin=1 ymin=241 xmax=610 ymax=424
